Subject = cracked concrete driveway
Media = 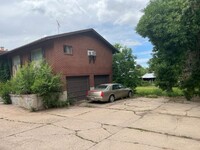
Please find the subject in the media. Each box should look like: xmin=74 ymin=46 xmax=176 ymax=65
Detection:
xmin=0 ymin=97 xmax=200 ymax=150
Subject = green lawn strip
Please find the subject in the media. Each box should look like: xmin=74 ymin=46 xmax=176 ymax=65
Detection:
xmin=135 ymin=86 xmax=184 ymax=97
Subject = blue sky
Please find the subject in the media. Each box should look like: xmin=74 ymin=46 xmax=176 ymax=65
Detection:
xmin=0 ymin=0 xmax=152 ymax=67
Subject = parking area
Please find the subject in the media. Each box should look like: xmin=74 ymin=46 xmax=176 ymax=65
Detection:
xmin=0 ymin=97 xmax=200 ymax=150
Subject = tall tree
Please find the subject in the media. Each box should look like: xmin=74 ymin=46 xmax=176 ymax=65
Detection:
xmin=136 ymin=0 xmax=200 ymax=98
xmin=180 ymin=0 xmax=200 ymax=99
xmin=136 ymin=64 xmax=148 ymax=77
xmin=113 ymin=44 xmax=139 ymax=90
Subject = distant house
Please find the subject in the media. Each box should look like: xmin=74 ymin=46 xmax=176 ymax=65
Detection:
xmin=142 ymin=73 xmax=156 ymax=82
xmin=0 ymin=28 xmax=118 ymax=100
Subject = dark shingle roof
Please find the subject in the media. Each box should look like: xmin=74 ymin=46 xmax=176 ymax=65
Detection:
xmin=0 ymin=28 xmax=118 ymax=56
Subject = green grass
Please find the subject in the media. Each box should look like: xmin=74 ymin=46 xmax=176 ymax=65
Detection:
xmin=135 ymin=86 xmax=184 ymax=97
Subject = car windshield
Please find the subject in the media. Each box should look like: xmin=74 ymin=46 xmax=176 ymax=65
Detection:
xmin=95 ymin=85 xmax=108 ymax=90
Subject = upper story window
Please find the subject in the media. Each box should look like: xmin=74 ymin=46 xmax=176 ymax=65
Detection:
xmin=63 ymin=45 xmax=73 ymax=55
xmin=12 ymin=55 xmax=21 ymax=76
xmin=31 ymin=48 xmax=43 ymax=62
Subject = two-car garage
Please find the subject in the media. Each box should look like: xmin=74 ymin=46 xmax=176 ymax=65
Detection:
xmin=66 ymin=75 xmax=109 ymax=100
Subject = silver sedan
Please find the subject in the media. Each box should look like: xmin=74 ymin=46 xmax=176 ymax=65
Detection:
xmin=86 ymin=83 xmax=133 ymax=102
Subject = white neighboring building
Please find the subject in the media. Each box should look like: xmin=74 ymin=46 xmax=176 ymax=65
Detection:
xmin=142 ymin=73 xmax=156 ymax=82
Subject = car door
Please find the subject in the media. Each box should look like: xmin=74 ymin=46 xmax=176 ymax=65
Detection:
xmin=118 ymin=84 xmax=127 ymax=97
xmin=112 ymin=84 xmax=121 ymax=99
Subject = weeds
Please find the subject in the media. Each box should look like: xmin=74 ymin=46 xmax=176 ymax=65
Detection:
xmin=135 ymin=86 xmax=184 ymax=97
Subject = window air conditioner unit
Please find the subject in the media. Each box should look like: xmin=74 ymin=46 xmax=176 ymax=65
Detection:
xmin=92 ymin=51 xmax=96 ymax=56
xmin=88 ymin=50 xmax=93 ymax=56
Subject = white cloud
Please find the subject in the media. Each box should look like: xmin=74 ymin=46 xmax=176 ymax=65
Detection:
xmin=135 ymin=50 xmax=152 ymax=55
xmin=18 ymin=0 xmax=149 ymax=28
xmin=90 ymin=0 xmax=148 ymax=26
xmin=21 ymin=0 xmax=87 ymax=19
xmin=136 ymin=58 xmax=149 ymax=64
xmin=122 ymin=39 xmax=142 ymax=47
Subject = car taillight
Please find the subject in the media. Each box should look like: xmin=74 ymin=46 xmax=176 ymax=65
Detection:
xmin=100 ymin=91 xmax=104 ymax=97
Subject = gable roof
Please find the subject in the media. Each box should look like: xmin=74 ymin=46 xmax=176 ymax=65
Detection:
xmin=0 ymin=28 xmax=118 ymax=56
xmin=142 ymin=73 xmax=156 ymax=79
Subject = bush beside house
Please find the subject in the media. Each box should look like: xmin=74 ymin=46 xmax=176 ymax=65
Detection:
xmin=0 ymin=60 xmax=68 ymax=111
xmin=0 ymin=82 xmax=12 ymax=104
xmin=0 ymin=58 xmax=11 ymax=104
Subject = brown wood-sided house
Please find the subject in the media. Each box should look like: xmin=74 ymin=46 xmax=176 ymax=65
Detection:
xmin=0 ymin=29 xmax=118 ymax=100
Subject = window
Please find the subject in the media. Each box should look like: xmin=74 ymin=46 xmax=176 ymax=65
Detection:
xmin=63 ymin=45 xmax=73 ymax=55
xmin=112 ymin=84 xmax=120 ymax=90
xmin=12 ymin=55 xmax=21 ymax=76
xmin=95 ymin=85 xmax=108 ymax=90
xmin=118 ymin=84 xmax=124 ymax=89
xmin=31 ymin=48 xmax=43 ymax=62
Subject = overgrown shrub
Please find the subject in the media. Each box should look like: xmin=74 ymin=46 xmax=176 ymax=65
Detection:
xmin=0 ymin=82 xmax=11 ymax=104
xmin=169 ymin=88 xmax=184 ymax=97
xmin=42 ymin=93 xmax=69 ymax=109
xmin=31 ymin=61 xmax=62 ymax=95
xmin=11 ymin=63 xmax=35 ymax=94
xmin=10 ymin=60 xmax=65 ymax=108
xmin=30 ymin=61 xmax=63 ymax=108
xmin=42 ymin=93 xmax=59 ymax=108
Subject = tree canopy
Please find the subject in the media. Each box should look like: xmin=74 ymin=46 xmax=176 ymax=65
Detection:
xmin=113 ymin=44 xmax=139 ymax=90
xmin=136 ymin=0 xmax=200 ymax=98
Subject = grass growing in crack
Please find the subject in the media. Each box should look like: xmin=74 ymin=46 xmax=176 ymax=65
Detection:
xmin=135 ymin=86 xmax=184 ymax=97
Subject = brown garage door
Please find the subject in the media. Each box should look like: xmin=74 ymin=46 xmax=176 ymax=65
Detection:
xmin=66 ymin=76 xmax=90 ymax=100
xmin=94 ymin=75 xmax=109 ymax=87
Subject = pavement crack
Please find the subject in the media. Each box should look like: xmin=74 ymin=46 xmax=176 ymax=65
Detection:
xmin=150 ymin=103 xmax=166 ymax=112
xmin=1 ymin=124 xmax=45 ymax=139
xmin=46 ymin=113 xmax=68 ymax=118
xmin=110 ymin=139 xmax=176 ymax=150
xmin=0 ymin=117 xmax=44 ymax=125
xmin=101 ymin=124 xmax=113 ymax=134
xmin=154 ymin=112 xmax=200 ymax=119
xmin=185 ymin=105 xmax=200 ymax=116
xmin=75 ymin=131 xmax=98 ymax=144
xmin=126 ymin=126 xmax=200 ymax=142
xmin=87 ymin=124 xmax=125 ymax=150
xmin=108 ymin=107 xmax=139 ymax=115
xmin=51 ymin=124 xmax=77 ymax=132
xmin=74 ymin=110 xmax=93 ymax=117
xmin=173 ymin=117 xmax=181 ymax=131
xmin=86 ymin=105 xmax=145 ymax=118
